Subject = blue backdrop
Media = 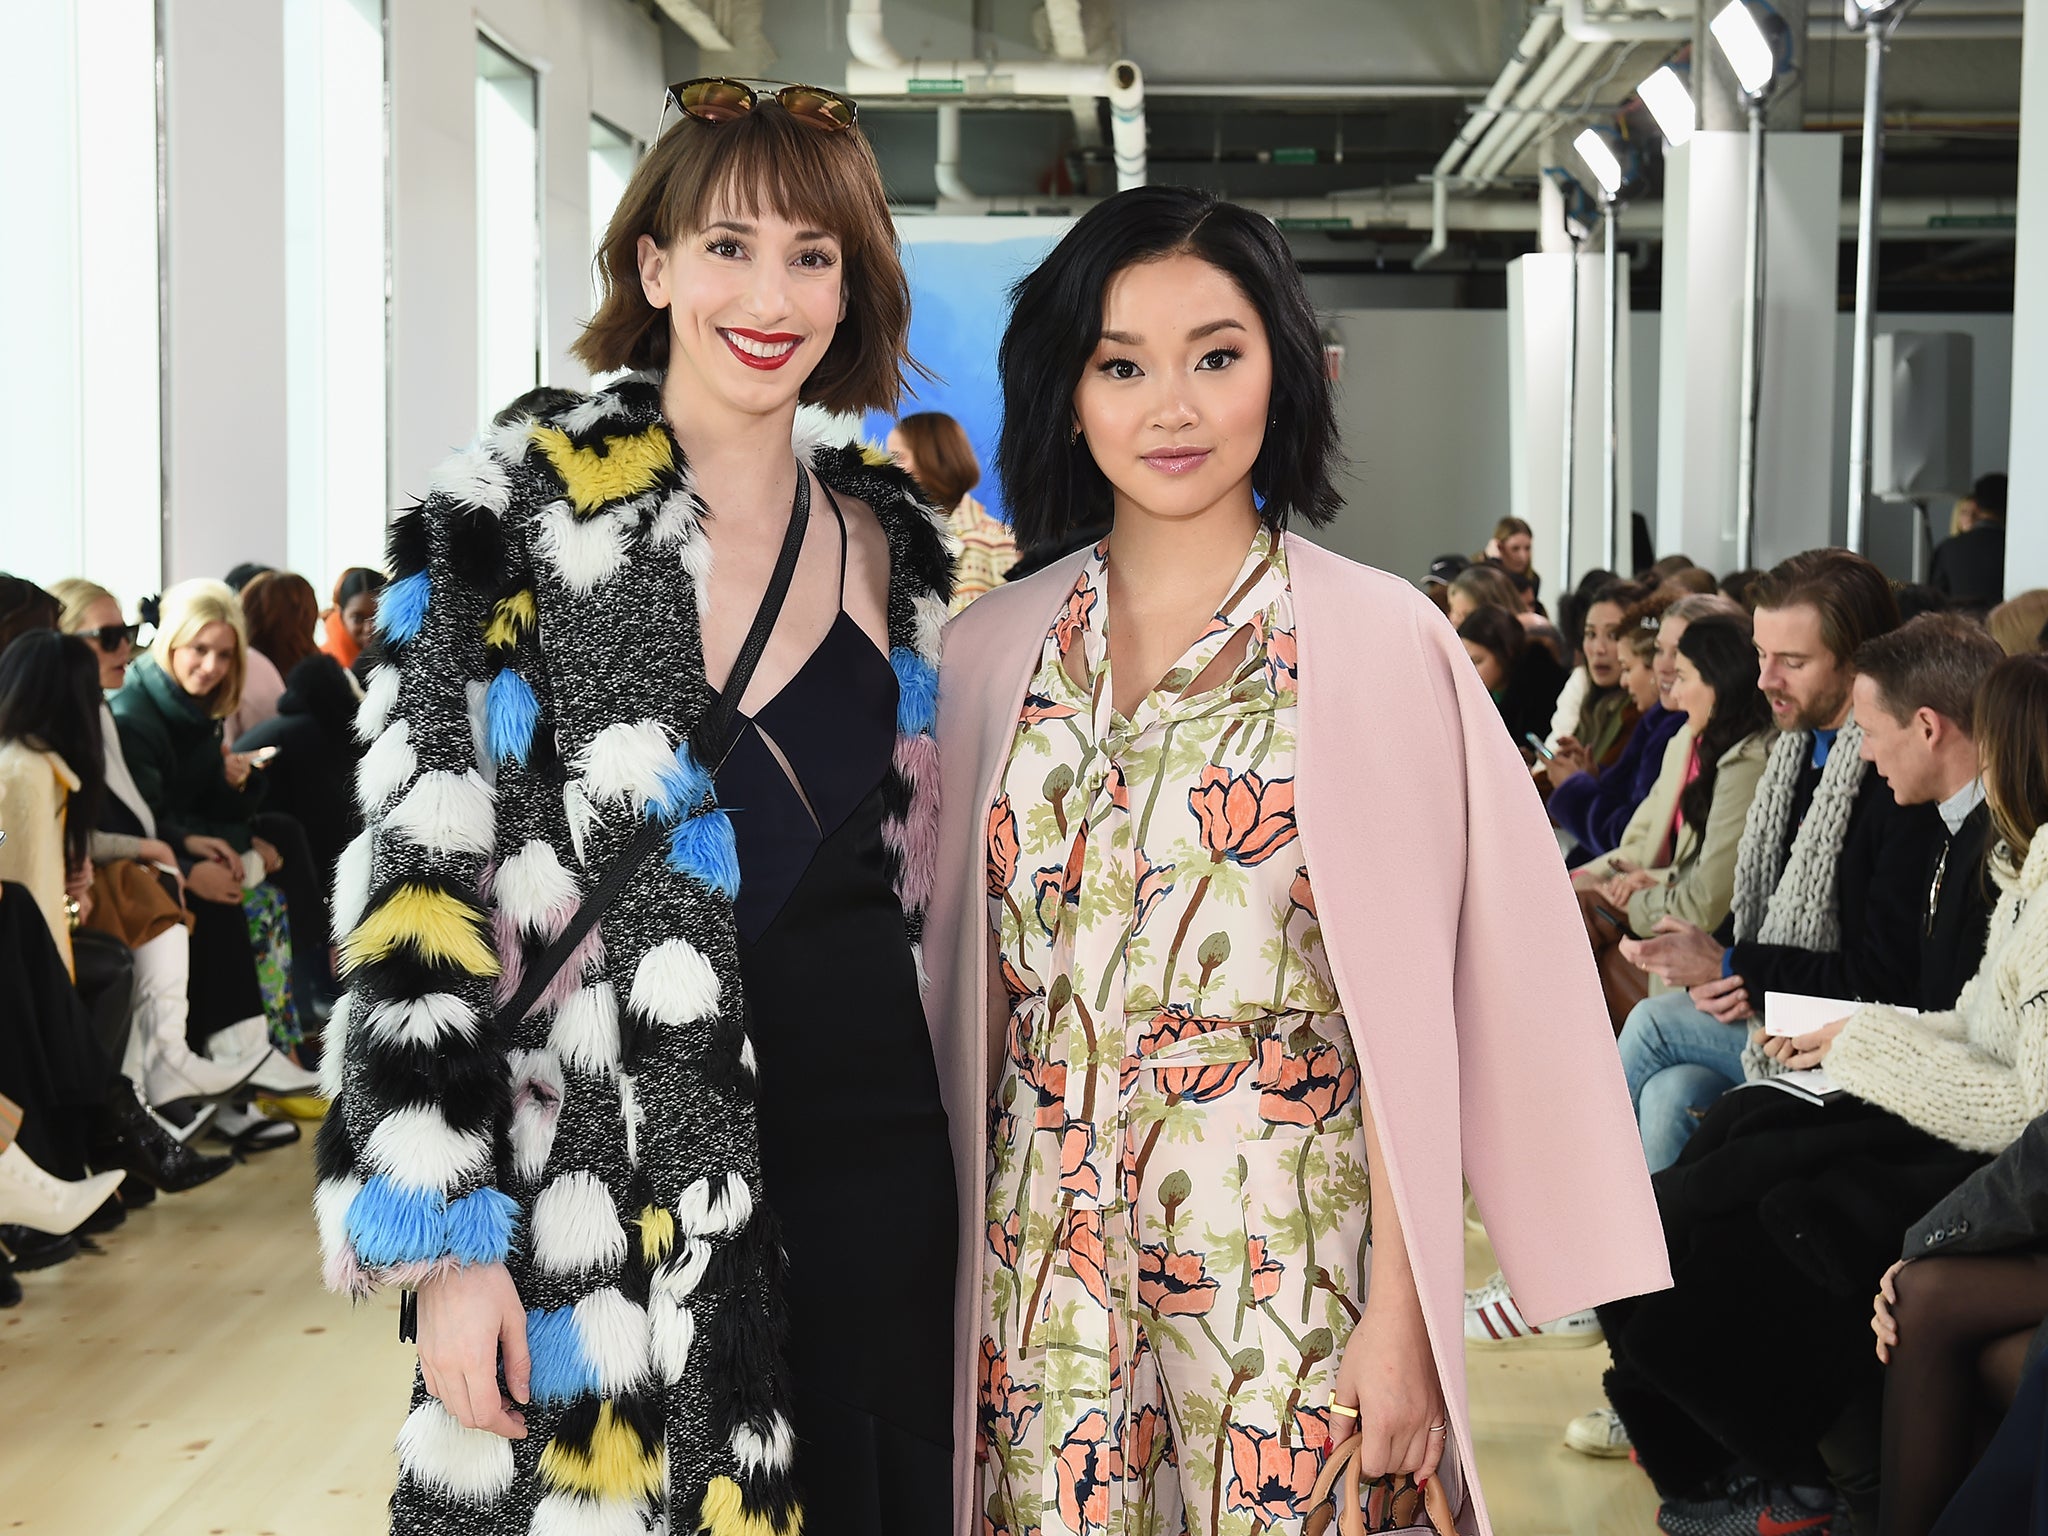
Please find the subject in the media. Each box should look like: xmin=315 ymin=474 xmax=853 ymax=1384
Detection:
xmin=862 ymin=229 xmax=1064 ymax=530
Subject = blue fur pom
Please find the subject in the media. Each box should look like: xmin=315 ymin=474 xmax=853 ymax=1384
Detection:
xmin=667 ymin=806 xmax=740 ymax=900
xmin=524 ymin=1305 xmax=599 ymax=1404
xmin=375 ymin=570 xmax=432 ymax=646
xmin=345 ymin=1176 xmax=446 ymax=1268
xmin=485 ymin=667 xmax=539 ymax=765
xmin=647 ymin=742 xmax=714 ymax=823
xmin=444 ymin=1186 xmax=519 ymax=1266
xmin=892 ymin=647 xmax=938 ymax=736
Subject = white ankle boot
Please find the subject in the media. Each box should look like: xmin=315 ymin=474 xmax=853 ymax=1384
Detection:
xmin=133 ymin=928 xmax=268 ymax=1107
xmin=203 ymin=1017 xmax=320 ymax=1097
xmin=0 ymin=1144 xmax=126 ymax=1236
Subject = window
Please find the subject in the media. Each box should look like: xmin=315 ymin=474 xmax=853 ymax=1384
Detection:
xmin=284 ymin=0 xmax=388 ymax=594
xmin=0 ymin=0 xmax=163 ymax=605
xmin=477 ymin=35 xmax=540 ymax=427
xmin=588 ymin=115 xmax=641 ymax=319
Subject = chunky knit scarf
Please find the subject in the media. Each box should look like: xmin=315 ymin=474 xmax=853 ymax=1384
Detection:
xmin=1728 ymin=717 xmax=1868 ymax=952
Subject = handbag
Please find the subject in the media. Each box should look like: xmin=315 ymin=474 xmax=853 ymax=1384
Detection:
xmin=83 ymin=857 xmax=191 ymax=951
xmin=1303 ymin=1435 xmax=1458 ymax=1536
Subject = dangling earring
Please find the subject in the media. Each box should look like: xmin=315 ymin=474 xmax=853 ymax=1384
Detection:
xmin=1070 ymin=424 xmax=1083 ymax=444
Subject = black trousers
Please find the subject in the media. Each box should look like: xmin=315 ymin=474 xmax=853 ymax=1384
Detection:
xmin=1932 ymin=1347 xmax=2048 ymax=1536
xmin=0 ymin=884 xmax=119 ymax=1179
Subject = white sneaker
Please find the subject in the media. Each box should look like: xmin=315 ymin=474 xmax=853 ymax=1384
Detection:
xmin=1465 ymin=1274 xmax=1604 ymax=1349
xmin=246 ymin=1051 xmax=320 ymax=1096
xmin=1564 ymin=1407 xmax=1633 ymax=1458
xmin=209 ymin=1102 xmax=301 ymax=1153
xmin=203 ymin=1020 xmax=319 ymax=1096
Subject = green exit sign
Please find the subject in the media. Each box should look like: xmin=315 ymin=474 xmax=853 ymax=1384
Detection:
xmin=1276 ymin=216 xmax=1353 ymax=231
xmin=907 ymin=78 xmax=966 ymax=94
xmin=1272 ymin=146 xmax=1318 ymax=165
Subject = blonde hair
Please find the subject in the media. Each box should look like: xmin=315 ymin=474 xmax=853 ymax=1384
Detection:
xmin=1988 ymin=590 xmax=2048 ymax=658
xmin=151 ymin=579 xmax=248 ymax=719
xmin=48 ymin=578 xmax=117 ymax=634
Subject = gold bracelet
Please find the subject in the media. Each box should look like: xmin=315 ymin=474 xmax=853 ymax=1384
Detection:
xmin=1328 ymin=1403 xmax=1360 ymax=1419
xmin=64 ymin=896 xmax=82 ymax=930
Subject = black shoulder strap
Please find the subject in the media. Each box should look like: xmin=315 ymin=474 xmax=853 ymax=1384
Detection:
xmin=490 ymin=466 xmax=812 ymax=1033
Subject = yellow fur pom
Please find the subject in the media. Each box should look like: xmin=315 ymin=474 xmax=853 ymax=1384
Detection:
xmin=637 ymin=1205 xmax=675 ymax=1265
xmin=482 ymin=589 xmax=536 ymax=651
xmin=699 ymin=1476 xmax=803 ymax=1536
xmin=339 ymin=885 xmax=501 ymax=978
xmin=537 ymin=1403 xmax=665 ymax=1500
xmin=858 ymin=443 xmax=893 ymax=468
xmin=532 ymin=425 xmax=674 ymax=515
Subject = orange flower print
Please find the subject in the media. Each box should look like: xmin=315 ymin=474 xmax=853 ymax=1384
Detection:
xmin=1054 ymin=1409 xmax=1123 ymax=1535
xmin=987 ymin=795 xmax=1020 ymax=899
xmin=1058 ymin=1118 xmax=1102 ymax=1202
xmin=1019 ymin=691 xmax=1080 ymax=728
xmin=1136 ymin=1243 xmax=1221 ymax=1317
xmin=1132 ymin=848 xmax=1175 ymax=934
xmin=998 ymin=953 xmax=1032 ymax=1004
xmin=1247 ymin=1235 xmax=1285 ymax=1303
xmin=1031 ymin=829 xmax=1087 ymax=936
xmin=978 ymin=1336 xmax=1041 ymax=1450
xmin=1265 ymin=620 xmax=1300 ymax=694
xmin=1289 ymin=865 xmax=1317 ymax=920
xmin=1138 ymin=1006 xmax=1251 ymax=1103
xmin=1188 ymin=766 xmax=1298 ymax=867
xmin=987 ymin=1209 xmax=1021 ymax=1268
xmin=1125 ymin=1401 xmax=1175 ymax=1476
xmin=1226 ymin=1422 xmax=1321 ymax=1523
xmin=1062 ymin=1208 xmax=1111 ymax=1310
xmin=1106 ymin=760 xmax=1130 ymax=814
xmin=1257 ymin=1035 xmax=1360 ymax=1129
xmin=1294 ymin=1405 xmax=1331 ymax=1452
xmin=1053 ymin=581 xmax=1099 ymax=659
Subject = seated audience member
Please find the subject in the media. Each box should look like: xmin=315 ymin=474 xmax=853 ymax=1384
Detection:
xmin=1591 ymin=646 xmax=2048 ymax=1535
xmin=1987 ymin=587 xmax=2048 ymax=657
xmin=1540 ymin=567 xmax=1619 ymax=754
xmin=0 ymin=1089 xmax=128 ymax=1305
xmin=1481 ymin=514 xmax=1542 ymax=611
xmin=1662 ymin=566 xmax=1720 ymax=597
xmin=1893 ymin=584 xmax=1951 ymax=624
xmin=1451 ymin=560 xmax=1568 ymax=663
xmin=0 ymin=575 xmax=59 ymax=652
xmin=1650 ymin=554 xmax=1699 ymax=582
xmin=1542 ymin=578 xmax=1652 ymax=791
xmin=222 ymin=562 xmax=273 ymax=593
xmin=319 ymin=567 xmax=386 ymax=678
xmin=1458 ymin=604 xmax=1566 ymax=747
xmin=1875 ymin=1107 xmax=2048 ymax=1536
xmin=1616 ymin=550 xmax=1942 ymax=1169
xmin=1929 ymin=470 xmax=2007 ymax=607
xmin=888 ymin=411 xmax=1016 ymax=612
xmin=1718 ymin=567 xmax=1765 ymax=612
xmin=1421 ymin=552 xmax=1471 ymax=615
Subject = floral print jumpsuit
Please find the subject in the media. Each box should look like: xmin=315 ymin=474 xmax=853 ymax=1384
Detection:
xmin=980 ymin=529 xmax=1376 ymax=1536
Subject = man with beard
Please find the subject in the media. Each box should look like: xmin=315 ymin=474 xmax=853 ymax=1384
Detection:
xmin=1612 ymin=549 xmax=1946 ymax=1171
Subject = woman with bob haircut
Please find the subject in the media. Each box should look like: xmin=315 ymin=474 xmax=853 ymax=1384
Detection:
xmin=926 ymin=184 xmax=1667 ymax=1535
xmin=887 ymin=410 xmax=1017 ymax=611
xmin=317 ymin=78 xmax=957 ymax=1536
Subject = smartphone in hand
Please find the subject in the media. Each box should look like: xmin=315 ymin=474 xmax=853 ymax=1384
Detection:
xmin=1523 ymin=731 xmax=1557 ymax=762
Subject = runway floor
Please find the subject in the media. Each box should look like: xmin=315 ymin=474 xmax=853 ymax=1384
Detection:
xmin=0 ymin=1136 xmax=1661 ymax=1534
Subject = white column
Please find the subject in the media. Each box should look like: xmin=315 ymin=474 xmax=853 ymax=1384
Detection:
xmin=2005 ymin=0 xmax=2048 ymax=594
xmin=1655 ymin=131 xmax=1842 ymax=572
xmin=1506 ymin=251 xmax=1632 ymax=587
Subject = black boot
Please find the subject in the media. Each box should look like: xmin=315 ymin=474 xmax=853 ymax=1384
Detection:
xmin=0 ymin=1225 xmax=81 ymax=1271
xmin=0 ymin=1250 xmax=18 ymax=1307
xmin=91 ymin=1078 xmax=237 ymax=1194
xmin=119 ymin=1174 xmax=156 ymax=1209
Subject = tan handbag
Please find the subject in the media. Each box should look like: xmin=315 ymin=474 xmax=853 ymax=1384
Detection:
xmin=1302 ymin=1435 xmax=1457 ymax=1536
xmin=83 ymin=858 xmax=191 ymax=950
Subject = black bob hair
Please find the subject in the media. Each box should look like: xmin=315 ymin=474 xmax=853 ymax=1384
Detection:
xmin=0 ymin=629 xmax=107 ymax=873
xmin=996 ymin=185 xmax=1342 ymax=551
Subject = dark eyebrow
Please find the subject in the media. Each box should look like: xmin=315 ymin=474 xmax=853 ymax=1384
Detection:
xmin=704 ymin=219 xmax=838 ymax=243
xmin=1097 ymin=318 xmax=1247 ymax=347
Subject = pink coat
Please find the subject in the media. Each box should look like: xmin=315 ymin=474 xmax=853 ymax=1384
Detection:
xmin=924 ymin=533 xmax=1671 ymax=1535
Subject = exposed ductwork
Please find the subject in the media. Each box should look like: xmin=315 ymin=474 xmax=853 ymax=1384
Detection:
xmin=1561 ymin=0 xmax=1692 ymax=44
xmin=935 ymin=102 xmax=975 ymax=203
xmin=654 ymin=0 xmax=734 ymax=51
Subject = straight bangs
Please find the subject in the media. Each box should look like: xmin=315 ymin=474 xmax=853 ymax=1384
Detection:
xmin=575 ymin=104 xmax=915 ymax=417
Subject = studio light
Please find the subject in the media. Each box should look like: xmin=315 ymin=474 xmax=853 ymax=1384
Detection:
xmin=1639 ymin=65 xmax=1695 ymax=148
xmin=1573 ymin=128 xmax=1625 ymax=198
xmin=1711 ymin=1 xmax=1778 ymax=97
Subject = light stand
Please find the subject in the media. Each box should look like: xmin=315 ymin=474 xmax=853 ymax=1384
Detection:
xmin=1573 ymin=127 xmax=1629 ymax=576
xmin=1561 ymin=227 xmax=1583 ymax=593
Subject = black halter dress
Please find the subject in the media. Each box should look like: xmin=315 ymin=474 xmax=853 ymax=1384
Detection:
xmin=711 ymin=492 xmax=957 ymax=1534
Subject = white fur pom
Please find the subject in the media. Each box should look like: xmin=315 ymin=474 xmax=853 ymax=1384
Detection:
xmin=574 ymin=718 xmax=677 ymax=815
xmin=356 ymin=717 xmax=417 ymax=815
xmin=485 ymin=413 xmax=534 ymax=466
xmin=332 ymin=830 xmax=374 ymax=940
xmin=680 ymin=529 xmax=715 ymax=620
xmin=530 ymin=1170 xmax=628 ymax=1278
xmin=495 ymin=839 xmax=579 ymax=937
xmin=548 ymin=982 xmax=621 ymax=1078
xmin=428 ymin=443 xmax=512 ymax=515
xmin=618 ymin=1071 xmax=643 ymax=1170
xmin=912 ymin=591 xmax=948 ymax=663
xmin=628 ymin=938 xmax=722 ymax=1027
xmin=356 ymin=663 xmax=401 ymax=743
xmin=573 ymin=1287 xmax=651 ymax=1394
xmin=652 ymin=1238 xmax=712 ymax=1301
xmin=529 ymin=1492 xmax=653 ymax=1536
xmin=313 ymin=1173 xmax=363 ymax=1265
xmin=647 ymin=486 xmax=702 ymax=549
xmin=362 ymin=1105 xmax=491 ymax=1194
xmin=738 ymin=1034 xmax=758 ymax=1078
xmin=731 ymin=1414 xmax=795 ymax=1475
xmin=317 ymin=995 xmax=353 ymax=1102
xmin=673 ymin=1171 xmax=753 ymax=1239
xmin=365 ymin=993 xmax=480 ymax=1050
xmin=791 ymin=404 xmax=838 ymax=465
xmin=537 ymin=503 xmax=631 ymax=595
xmin=506 ymin=1048 xmax=565 ymax=1183
xmin=557 ymin=391 xmax=630 ymax=435
xmin=384 ymin=769 xmax=496 ymax=858
xmin=396 ymin=1399 xmax=517 ymax=1503
xmin=648 ymin=1293 xmax=696 ymax=1384
xmin=562 ymin=779 xmax=602 ymax=869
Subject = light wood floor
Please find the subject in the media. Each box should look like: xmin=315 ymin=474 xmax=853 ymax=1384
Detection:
xmin=0 ymin=1138 xmax=1661 ymax=1535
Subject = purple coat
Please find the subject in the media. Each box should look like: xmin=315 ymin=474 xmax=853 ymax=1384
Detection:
xmin=1551 ymin=702 xmax=1686 ymax=858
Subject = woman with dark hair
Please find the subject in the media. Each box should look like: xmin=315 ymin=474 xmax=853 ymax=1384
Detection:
xmin=889 ymin=410 xmax=1016 ymax=611
xmin=318 ymin=79 xmax=956 ymax=1536
xmin=1538 ymin=578 xmax=1652 ymax=803
xmin=1483 ymin=514 xmax=1541 ymax=609
xmin=1460 ymin=604 xmax=1568 ymax=747
xmin=0 ymin=631 xmax=108 ymax=967
xmin=929 ymin=185 xmax=1666 ymax=1535
xmin=319 ymin=566 xmax=386 ymax=676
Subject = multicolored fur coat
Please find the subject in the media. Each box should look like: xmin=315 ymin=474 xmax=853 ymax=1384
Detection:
xmin=313 ymin=372 xmax=951 ymax=1536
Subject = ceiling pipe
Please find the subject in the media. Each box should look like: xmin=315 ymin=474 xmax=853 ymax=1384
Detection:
xmin=1106 ymin=60 xmax=1148 ymax=190
xmin=1039 ymin=0 xmax=1104 ymax=174
xmin=1811 ymin=12 xmax=2024 ymax=36
xmin=654 ymin=0 xmax=734 ymax=50
xmin=1449 ymin=34 xmax=1596 ymax=190
xmin=1428 ymin=10 xmax=1561 ymax=184
xmin=1465 ymin=38 xmax=1620 ymax=186
xmin=846 ymin=0 xmax=903 ymax=68
xmin=1561 ymin=0 xmax=1694 ymax=42
xmin=935 ymin=101 xmax=975 ymax=202
xmin=1413 ymin=175 xmax=1451 ymax=269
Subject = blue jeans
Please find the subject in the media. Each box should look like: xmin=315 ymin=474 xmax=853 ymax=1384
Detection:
xmin=1617 ymin=990 xmax=1751 ymax=1172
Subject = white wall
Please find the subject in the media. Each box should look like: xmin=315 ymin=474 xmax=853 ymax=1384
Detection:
xmin=2007 ymin=0 xmax=2048 ymax=594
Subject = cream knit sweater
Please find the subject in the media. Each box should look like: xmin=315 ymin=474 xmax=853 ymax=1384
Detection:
xmin=1829 ymin=828 xmax=2048 ymax=1154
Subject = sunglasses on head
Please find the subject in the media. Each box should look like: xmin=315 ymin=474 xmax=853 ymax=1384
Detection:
xmin=659 ymin=77 xmax=858 ymax=138
xmin=81 ymin=623 xmax=142 ymax=654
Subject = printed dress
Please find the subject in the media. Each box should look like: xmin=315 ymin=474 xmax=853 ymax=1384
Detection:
xmin=980 ymin=528 xmax=1376 ymax=1536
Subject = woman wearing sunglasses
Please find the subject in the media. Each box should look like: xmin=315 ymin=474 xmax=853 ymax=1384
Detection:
xmin=921 ymin=186 xmax=1672 ymax=1535
xmin=317 ymin=79 xmax=955 ymax=1536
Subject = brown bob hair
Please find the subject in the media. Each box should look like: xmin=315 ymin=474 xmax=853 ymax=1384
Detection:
xmin=1974 ymin=652 xmax=2048 ymax=869
xmin=1749 ymin=548 xmax=1900 ymax=667
xmin=239 ymin=571 xmax=323 ymax=678
xmin=891 ymin=411 xmax=980 ymax=512
xmin=573 ymin=102 xmax=915 ymax=417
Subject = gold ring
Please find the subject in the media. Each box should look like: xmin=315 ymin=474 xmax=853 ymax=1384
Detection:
xmin=1328 ymin=1403 xmax=1360 ymax=1419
